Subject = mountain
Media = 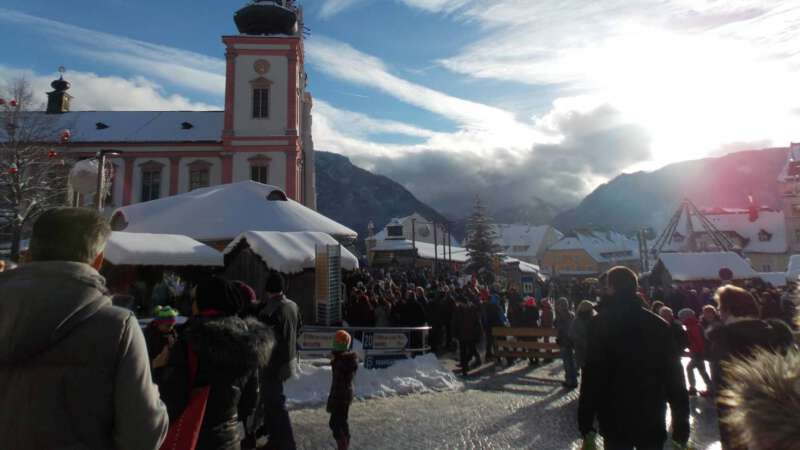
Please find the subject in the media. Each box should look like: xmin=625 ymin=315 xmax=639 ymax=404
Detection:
xmin=315 ymin=151 xmax=448 ymax=247
xmin=552 ymin=147 xmax=790 ymax=233
xmin=492 ymin=196 xmax=563 ymax=225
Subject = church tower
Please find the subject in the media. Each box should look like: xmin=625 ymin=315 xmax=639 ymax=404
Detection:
xmin=223 ymin=0 xmax=316 ymax=208
xmin=780 ymin=142 xmax=800 ymax=253
xmin=46 ymin=67 xmax=72 ymax=114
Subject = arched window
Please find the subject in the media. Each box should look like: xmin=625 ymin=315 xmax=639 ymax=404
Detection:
xmin=251 ymin=76 xmax=273 ymax=119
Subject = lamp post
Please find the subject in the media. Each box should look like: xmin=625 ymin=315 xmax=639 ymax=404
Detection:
xmin=94 ymin=149 xmax=120 ymax=211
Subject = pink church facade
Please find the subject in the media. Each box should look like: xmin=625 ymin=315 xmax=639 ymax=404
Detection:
xmin=48 ymin=1 xmax=317 ymax=210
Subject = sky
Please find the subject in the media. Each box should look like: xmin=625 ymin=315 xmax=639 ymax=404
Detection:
xmin=1 ymin=0 xmax=799 ymax=218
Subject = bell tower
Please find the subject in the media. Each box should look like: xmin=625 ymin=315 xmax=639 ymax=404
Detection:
xmin=780 ymin=143 xmax=800 ymax=253
xmin=46 ymin=67 xmax=72 ymax=114
xmin=222 ymin=0 xmax=316 ymax=207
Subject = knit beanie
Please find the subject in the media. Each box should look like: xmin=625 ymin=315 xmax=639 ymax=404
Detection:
xmin=153 ymin=305 xmax=178 ymax=324
xmin=332 ymin=330 xmax=352 ymax=352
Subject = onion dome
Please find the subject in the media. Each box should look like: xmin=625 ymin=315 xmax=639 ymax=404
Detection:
xmin=234 ymin=0 xmax=298 ymax=36
xmin=51 ymin=76 xmax=70 ymax=92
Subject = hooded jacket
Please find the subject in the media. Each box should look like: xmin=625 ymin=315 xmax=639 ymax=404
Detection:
xmin=718 ymin=348 xmax=800 ymax=450
xmin=0 ymin=261 xmax=168 ymax=450
xmin=186 ymin=316 xmax=274 ymax=450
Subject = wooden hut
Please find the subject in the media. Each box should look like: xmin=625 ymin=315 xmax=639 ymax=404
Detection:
xmin=223 ymin=231 xmax=359 ymax=325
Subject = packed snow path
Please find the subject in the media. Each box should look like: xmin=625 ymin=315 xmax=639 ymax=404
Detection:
xmin=289 ymin=359 xmax=721 ymax=449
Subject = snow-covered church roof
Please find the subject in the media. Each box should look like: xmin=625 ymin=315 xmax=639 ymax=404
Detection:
xmin=2 ymin=111 xmax=224 ymax=143
xmin=112 ymin=181 xmax=357 ymax=242
xmin=224 ymin=231 xmax=359 ymax=274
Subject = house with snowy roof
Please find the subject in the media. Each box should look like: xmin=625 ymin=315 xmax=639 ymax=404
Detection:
xmin=490 ymin=224 xmax=563 ymax=266
xmin=367 ymin=213 xmax=458 ymax=247
xmin=541 ymin=229 xmax=641 ymax=277
xmin=15 ymin=1 xmax=317 ymax=211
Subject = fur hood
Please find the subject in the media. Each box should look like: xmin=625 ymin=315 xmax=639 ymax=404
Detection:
xmin=185 ymin=316 xmax=274 ymax=378
xmin=719 ymin=348 xmax=800 ymax=450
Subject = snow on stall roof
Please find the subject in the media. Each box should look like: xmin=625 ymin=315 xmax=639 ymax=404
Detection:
xmin=758 ymin=272 xmax=788 ymax=287
xmin=657 ymin=252 xmax=758 ymax=281
xmin=7 ymin=111 xmax=225 ymax=143
xmin=113 ymin=181 xmax=357 ymax=242
xmin=504 ymin=257 xmax=542 ymax=275
xmin=224 ymin=231 xmax=358 ymax=274
xmin=104 ymin=232 xmax=223 ymax=267
xmin=371 ymin=239 xmax=470 ymax=263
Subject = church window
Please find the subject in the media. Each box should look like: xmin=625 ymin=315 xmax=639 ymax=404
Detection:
xmin=249 ymin=155 xmax=270 ymax=184
xmin=252 ymin=88 xmax=270 ymax=118
xmin=140 ymin=161 xmax=163 ymax=202
xmin=188 ymin=160 xmax=212 ymax=191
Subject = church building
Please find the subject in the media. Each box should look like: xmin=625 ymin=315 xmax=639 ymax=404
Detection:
xmin=45 ymin=0 xmax=317 ymax=209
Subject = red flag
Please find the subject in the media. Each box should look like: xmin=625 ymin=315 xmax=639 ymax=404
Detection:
xmin=159 ymin=386 xmax=210 ymax=450
xmin=747 ymin=195 xmax=759 ymax=222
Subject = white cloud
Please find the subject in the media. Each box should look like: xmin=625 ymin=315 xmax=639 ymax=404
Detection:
xmin=405 ymin=0 xmax=800 ymax=168
xmin=317 ymin=0 xmax=365 ymax=19
xmin=0 ymin=9 xmax=226 ymax=96
xmin=0 ymin=66 xmax=218 ymax=111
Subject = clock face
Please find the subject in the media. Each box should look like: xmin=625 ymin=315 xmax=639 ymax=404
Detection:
xmin=254 ymin=59 xmax=271 ymax=75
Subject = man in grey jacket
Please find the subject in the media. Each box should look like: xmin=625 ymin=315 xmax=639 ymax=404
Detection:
xmin=0 ymin=208 xmax=169 ymax=450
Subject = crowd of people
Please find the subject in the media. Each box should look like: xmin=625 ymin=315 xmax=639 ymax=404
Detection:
xmin=2 ymin=207 xmax=799 ymax=450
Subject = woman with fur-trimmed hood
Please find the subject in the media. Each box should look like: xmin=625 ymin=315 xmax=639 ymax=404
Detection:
xmin=158 ymin=277 xmax=274 ymax=450
xmin=719 ymin=348 xmax=800 ymax=450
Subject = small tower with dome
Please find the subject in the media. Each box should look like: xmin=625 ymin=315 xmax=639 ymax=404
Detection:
xmin=46 ymin=66 xmax=72 ymax=114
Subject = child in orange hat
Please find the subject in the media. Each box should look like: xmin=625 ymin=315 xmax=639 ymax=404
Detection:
xmin=328 ymin=330 xmax=358 ymax=450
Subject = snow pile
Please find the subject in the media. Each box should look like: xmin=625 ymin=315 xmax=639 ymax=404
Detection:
xmin=104 ymin=232 xmax=223 ymax=267
xmin=285 ymin=353 xmax=462 ymax=407
xmin=224 ymin=231 xmax=358 ymax=274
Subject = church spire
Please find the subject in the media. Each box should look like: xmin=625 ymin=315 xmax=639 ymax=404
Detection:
xmin=46 ymin=66 xmax=72 ymax=114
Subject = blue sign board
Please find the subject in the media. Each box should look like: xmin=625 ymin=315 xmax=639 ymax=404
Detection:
xmin=364 ymin=354 xmax=409 ymax=370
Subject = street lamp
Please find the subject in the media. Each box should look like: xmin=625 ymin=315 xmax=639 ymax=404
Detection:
xmin=94 ymin=149 xmax=120 ymax=211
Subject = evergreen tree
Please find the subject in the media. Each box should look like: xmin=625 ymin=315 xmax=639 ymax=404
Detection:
xmin=465 ymin=195 xmax=501 ymax=280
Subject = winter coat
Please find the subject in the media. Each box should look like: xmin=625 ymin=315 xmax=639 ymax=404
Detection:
xmin=569 ymin=312 xmax=592 ymax=368
xmin=256 ymin=294 xmax=301 ymax=382
xmin=482 ymin=300 xmax=508 ymax=330
xmin=160 ymin=316 xmax=274 ymax=450
xmin=327 ymin=351 xmax=359 ymax=411
xmin=554 ymin=310 xmax=574 ymax=348
xmin=143 ymin=322 xmax=177 ymax=362
xmin=540 ymin=302 xmax=554 ymax=328
xmin=578 ymin=293 xmax=689 ymax=446
xmin=707 ymin=318 xmax=795 ymax=392
xmin=681 ymin=316 xmax=705 ymax=357
xmin=0 ymin=261 xmax=168 ymax=450
xmin=668 ymin=320 xmax=690 ymax=354
xmin=452 ymin=302 xmax=483 ymax=342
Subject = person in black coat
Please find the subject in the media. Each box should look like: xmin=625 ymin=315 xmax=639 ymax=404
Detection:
xmin=578 ymin=267 xmax=689 ymax=449
xmin=158 ymin=276 xmax=274 ymax=450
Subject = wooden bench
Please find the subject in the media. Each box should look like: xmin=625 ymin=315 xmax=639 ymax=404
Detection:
xmin=491 ymin=327 xmax=560 ymax=360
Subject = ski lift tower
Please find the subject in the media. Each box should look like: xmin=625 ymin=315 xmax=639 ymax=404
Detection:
xmin=651 ymin=198 xmax=737 ymax=261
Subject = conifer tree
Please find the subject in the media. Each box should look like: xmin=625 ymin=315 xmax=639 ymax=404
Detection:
xmin=465 ymin=195 xmax=501 ymax=280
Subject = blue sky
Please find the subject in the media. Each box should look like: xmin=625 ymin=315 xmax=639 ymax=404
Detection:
xmin=1 ymin=1 xmax=799 ymax=216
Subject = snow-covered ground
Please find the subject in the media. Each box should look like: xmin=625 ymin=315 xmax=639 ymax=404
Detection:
xmin=285 ymin=353 xmax=463 ymax=407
